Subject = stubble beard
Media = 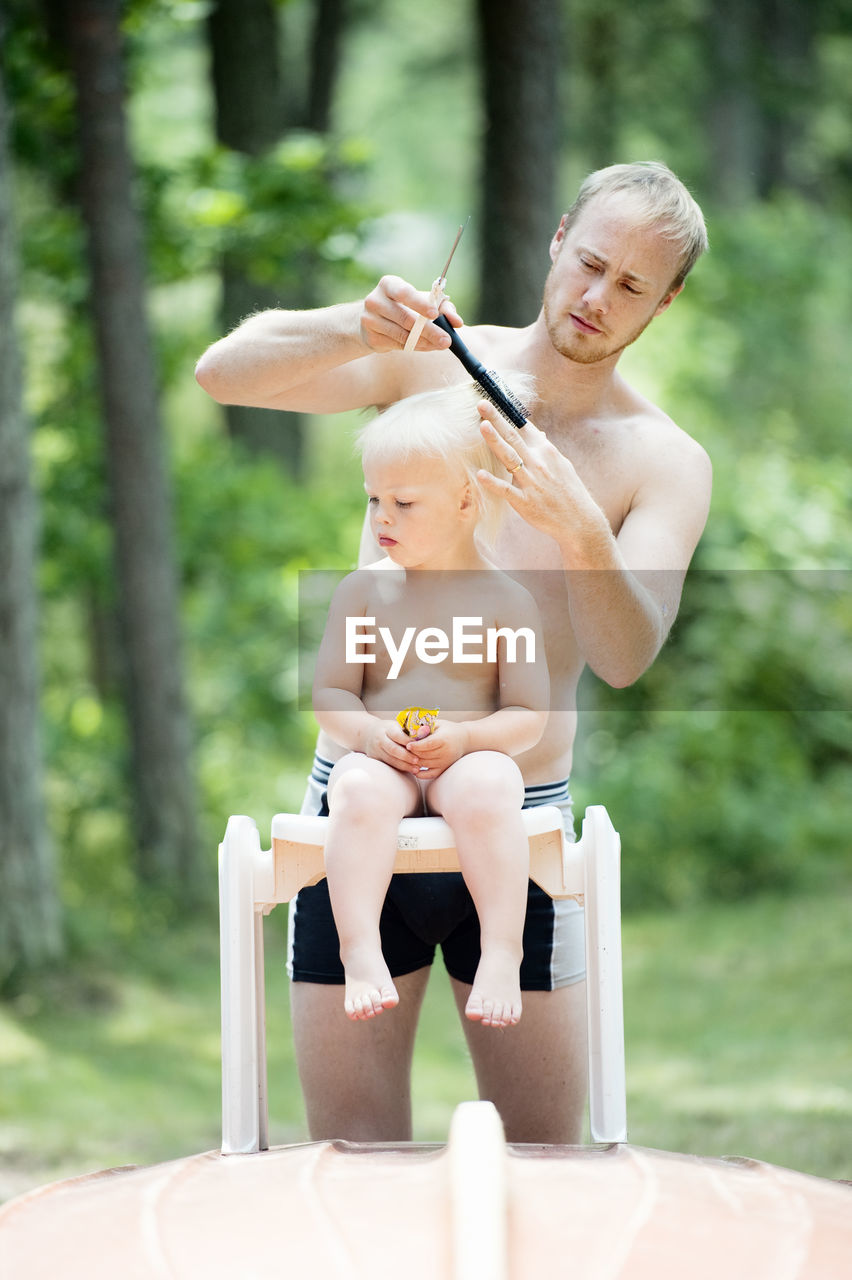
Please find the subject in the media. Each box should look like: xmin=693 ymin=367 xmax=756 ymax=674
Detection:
xmin=543 ymin=293 xmax=655 ymax=366
xmin=541 ymin=265 xmax=657 ymax=366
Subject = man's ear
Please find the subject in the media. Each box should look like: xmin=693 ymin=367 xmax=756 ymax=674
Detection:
xmin=549 ymin=214 xmax=569 ymax=263
xmin=655 ymin=281 xmax=685 ymax=317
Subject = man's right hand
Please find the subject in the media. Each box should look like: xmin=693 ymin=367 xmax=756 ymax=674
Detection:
xmin=360 ymin=276 xmax=463 ymax=353
xmin=195 ymin=272 xmax=465 ymax=415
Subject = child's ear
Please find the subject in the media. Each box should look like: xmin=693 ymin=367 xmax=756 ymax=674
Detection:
xmin=459 ymin=482 xmax=477 ymax=519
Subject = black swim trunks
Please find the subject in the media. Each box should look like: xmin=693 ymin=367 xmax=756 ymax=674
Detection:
xmin=286 ymin=754 xmax=586 ymax=990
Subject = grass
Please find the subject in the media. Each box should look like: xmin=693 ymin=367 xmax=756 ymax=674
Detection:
xmin=622 ymin=891 xmax=852 ymax=1177
xmin=1 ymin=888 xmax=850 ymax=1205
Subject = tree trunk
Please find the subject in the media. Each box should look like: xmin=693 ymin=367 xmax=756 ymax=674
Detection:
xmin=0 ymin=49 xmax=64 ymax=984
xmin=758 ymin=0 xmax=817 ymax=197
xmin=208 ymin=0 xmax=283 ymax=152
xmin=207 ymin=0 xmax=303 ymax=469
xmin=707 ymin=0 xmax=817 ymax=202
xmin=581 ymin=8 xmax=619 ymax=170
xmin=67 ymin=0 xmax=198 ymax=888
xmin=475 ymin=0 xmax=561 ymax=326
xmin=206 ymin=0 xmax=350 ymax=473
xmin=305 ymin=0 xmax=347 ymax=133
xmin=705 ymin=0 xmax=763 ymax=207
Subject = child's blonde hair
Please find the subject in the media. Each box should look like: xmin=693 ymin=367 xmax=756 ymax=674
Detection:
xmin=357 ymin=377 xmax=533 ymax=545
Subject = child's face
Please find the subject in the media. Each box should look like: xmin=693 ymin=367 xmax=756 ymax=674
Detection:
xmin=363 ymin=453 xmax=475 ymax=569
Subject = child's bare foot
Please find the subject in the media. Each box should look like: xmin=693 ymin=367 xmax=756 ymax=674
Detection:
xmin=465 ymin=948 xmax=522 ymax=1028
xmin=342 ymin=949 xmax=399 ymax=1021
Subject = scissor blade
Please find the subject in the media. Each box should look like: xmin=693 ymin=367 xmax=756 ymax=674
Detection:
xmin=437 ymin=217 xmax=470 ymax=288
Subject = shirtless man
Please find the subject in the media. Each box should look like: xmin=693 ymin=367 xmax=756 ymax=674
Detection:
xmin=196 ymin=161 xmax=712 ymax=1144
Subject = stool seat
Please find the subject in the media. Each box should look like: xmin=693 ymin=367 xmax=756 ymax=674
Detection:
xmin=263 ymin=805 xmax=584 ymax=907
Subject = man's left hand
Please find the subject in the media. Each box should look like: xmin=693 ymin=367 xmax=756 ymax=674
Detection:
xmin=476 ymin=401 xmax=605 ymax=548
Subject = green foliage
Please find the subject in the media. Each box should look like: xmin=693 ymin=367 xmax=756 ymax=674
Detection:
xmin=2 ymin=11 xmax=76 ymax=182
xmin=576 ymin=704 xmax=850 ymax=910
xmin=4 ymin=1 xmax=851 ymax=955
xmin=35 ymin=424 xmax=367 ymax=933
xmin=137 ymin=133 xmax=373 ymax=296
xmin=670 ymin=196 xmax=852 ymax=462
xmin=175 ymin=432 xmax=366 ymax=837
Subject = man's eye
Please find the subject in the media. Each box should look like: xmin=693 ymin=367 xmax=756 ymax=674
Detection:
xmin=581 ymin=257 xmax=601 ymax=271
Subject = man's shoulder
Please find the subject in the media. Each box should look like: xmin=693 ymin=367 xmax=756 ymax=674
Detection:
xmin=388 ymin=322 xmax=530 ymax=402
xmin=621 ymin=382 xmax=711 ymax=471
xmin=462 ymin=322 xmax=527 ymax=362
xmin=616 ymin=390 xmax=712 ymax=528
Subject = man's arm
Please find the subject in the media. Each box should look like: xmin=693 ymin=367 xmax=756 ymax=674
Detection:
xmin=194 ymin=277 xmax=461 ymax=414
xmin=477 ymin=406 xmax=712 ymax=687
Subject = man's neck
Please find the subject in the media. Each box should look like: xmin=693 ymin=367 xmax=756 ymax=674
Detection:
xmin=520 ymin=314 xmax=626 ymax=418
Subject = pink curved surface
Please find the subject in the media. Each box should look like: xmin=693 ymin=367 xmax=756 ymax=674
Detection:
xmin=1 ymin=1141 xmax=849 ymax=1278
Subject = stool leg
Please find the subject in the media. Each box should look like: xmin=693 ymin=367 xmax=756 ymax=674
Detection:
xmin=254 ymin=905 xmax=269 ymax=1151
xmin=583 ymin=806 xmax=627 ymax=1143
xmin=220 ymin=816 xmax=264 ymax=1154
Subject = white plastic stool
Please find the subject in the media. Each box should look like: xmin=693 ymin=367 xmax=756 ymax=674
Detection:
xmin=219 ymin=804 xmax=626 ymax=1154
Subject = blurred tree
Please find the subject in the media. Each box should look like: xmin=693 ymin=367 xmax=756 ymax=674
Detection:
xmin=207 ymin=0 xmax=289 ymax=459
xmin=758 ymin=0 xmax=818 ymax=196
xmin=66 ymin=0 xmax=198 ymax=887
xmin=208 ymin=0 xmax=284 ymax=152
xmin=704 ymin=0 xmax=819 ymax=205
xmin=575 ymin=4 xmax=619 ymax=168
xmin=704 ymin=0 xmax=763 ymax=206
xmin=474 ymin=0 xmax=561 ymax=325
xmin=0 ymin=44 xmax=64 ymax=984
xmin=304 ymin=0 xmax=347 ymax=133
xmin=206 ymin=0 xmax=350 ymax=471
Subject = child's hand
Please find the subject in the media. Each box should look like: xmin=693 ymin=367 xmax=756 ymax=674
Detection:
xmin=362 ymin=718 xmax=422 ymax=772
xmin=406 ymin=720 xmax=469 ymax=779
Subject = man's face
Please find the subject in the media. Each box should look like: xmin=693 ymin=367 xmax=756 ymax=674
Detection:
xmin=542 ymin=192 xmax=685 ymax=366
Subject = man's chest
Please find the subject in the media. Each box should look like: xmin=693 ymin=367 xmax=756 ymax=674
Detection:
xmin=493 ymin=424 xmax=638 ymax=571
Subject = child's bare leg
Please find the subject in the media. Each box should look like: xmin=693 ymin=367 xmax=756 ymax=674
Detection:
xmin=325 ymin=754 xmax=420 ymax=1021
xmin=426 ymin=752 xmax=527 ymax=1028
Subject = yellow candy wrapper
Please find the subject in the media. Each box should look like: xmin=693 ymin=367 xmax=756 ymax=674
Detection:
xmin=396 ymin=705 xmax=439 ymax=740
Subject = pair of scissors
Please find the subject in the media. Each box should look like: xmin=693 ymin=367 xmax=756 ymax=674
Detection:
xmin=403 ymin=218 xmax=469 ymax=352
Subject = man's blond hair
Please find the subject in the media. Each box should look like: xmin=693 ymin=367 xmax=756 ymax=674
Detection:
xmin=564 ymin=161 xmax=708 ymax=290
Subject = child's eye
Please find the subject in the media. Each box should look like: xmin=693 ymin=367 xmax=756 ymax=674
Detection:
xmin=367 ymin=495 xmax=378 ymax=505
xmin=395 ymin=500 xmax=412 ymax=509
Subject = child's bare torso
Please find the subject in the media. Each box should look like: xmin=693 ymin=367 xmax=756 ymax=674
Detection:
xmin=354 ymin=565 xmax=526 ymax=722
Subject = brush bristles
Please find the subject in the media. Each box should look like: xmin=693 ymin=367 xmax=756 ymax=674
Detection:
xmin=477 ymin=370 xmax=529 ymax=429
